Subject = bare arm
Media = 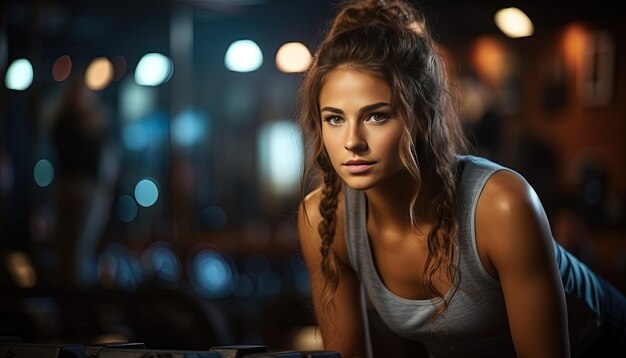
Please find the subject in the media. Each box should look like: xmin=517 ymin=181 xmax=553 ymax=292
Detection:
xmin=297 ymin=189 xmax=367 ymax=357
xmin=477 ymin=171 xmax=570 ymax=358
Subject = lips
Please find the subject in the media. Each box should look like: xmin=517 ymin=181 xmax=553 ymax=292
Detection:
xmin=343 ymin=159 xmax=376 ymax=174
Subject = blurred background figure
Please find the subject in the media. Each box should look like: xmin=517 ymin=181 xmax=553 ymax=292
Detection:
xmin=49 ymin=79 xmax=120 ymax=287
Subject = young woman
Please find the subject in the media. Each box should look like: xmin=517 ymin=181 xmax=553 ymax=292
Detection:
xmin=296 ymin=0 xmax=626 ymax=357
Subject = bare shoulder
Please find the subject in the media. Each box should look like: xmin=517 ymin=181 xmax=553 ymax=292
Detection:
xmin=299 ymin=186 xmax=325 ymax=229
xmin=476 ymin=170 xmax=554 ymax=277
xmin=477 ymin=170 xmax=544 ymax=221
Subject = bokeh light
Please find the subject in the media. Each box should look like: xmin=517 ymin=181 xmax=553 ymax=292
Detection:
xmin=52 ymin=55 xmax=72 ymax=82
xmin=120 ymin=78 xmax=157 ymax=121
xmin=6 ymin=251 xmax=37 ymax=288
xmin=141 ymin=241 xmax=182 ymax=288
xmin=190 ymin=250 xmax=234 ymax=298
xmin=134 ymin=178 xmax=159 ymax=207
xmin=471 ymin=36 xmax=512 ymax=89
xmin=257 ymin=120 xmax=303 ymax=196
xmin=275 ymin=42 xmax=312 ymax=73
xmin=224 ymin=39 xmax=263 ymax=72
xmin=4 ymin=58 xmax=33 ymax=91
xmin=33 ymin=159 xmax=54 ymax=187
xmin=134 ymin=53 xmax=173 ymax=86
xmin=494 ymin=7 xmax=534 ymax=38
xmin=122 ymin=121 xmax=150 ymax=151
xmin=85 ymin=57 xmax=114 ymax=91
xmin=122 ymin=112 xmax=167 ymax=151
xmin=172 ymin=109 xmax=208 ymax=147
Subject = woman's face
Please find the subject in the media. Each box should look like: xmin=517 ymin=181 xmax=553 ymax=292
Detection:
xmin=319 ymin=68 xmax=406 ymax=190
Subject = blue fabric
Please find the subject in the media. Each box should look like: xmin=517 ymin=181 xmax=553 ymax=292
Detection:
xmin=585 ymin=276 xmax=626 ymax=356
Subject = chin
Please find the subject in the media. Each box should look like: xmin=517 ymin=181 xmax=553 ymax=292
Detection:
xmin=340 ymin=176 xmax=379 ymax=191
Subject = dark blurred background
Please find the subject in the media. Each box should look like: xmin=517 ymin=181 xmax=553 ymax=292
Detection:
xmin=1 ymin=0 xmax=625 ymax=355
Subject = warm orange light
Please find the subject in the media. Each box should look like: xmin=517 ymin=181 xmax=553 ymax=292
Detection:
xmin=7 ymin=251 xmax=37 ymax=288
xmin=85 ymin=57 xmax=114 ymax=91
xmin=471 ymin=36 xmax=512 ymax=88
xmin=562 ymin=23 xmax=590 ymax=71
xmin=275 ymin=42 xmax=312 ymax=73
xmin=494 ymin=7 xmax=534 ymax=38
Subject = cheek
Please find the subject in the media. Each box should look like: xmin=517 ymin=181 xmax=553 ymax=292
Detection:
xmin=375 ymin=132 xmax=405 ymax=167
xmin=321 ymin=129 xmax=339 ymax=153
xmin=374 ymin=131 xmax=402 ymax=153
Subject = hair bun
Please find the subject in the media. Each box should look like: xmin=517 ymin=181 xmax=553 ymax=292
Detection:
xmin=329 ymin=0 xmax=427 ymax=38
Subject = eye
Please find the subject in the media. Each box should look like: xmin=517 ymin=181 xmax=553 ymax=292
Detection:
xmin=366 ymin=112 xmax=389 ymax=123
xmin=323 ymin=115 xmax=344 ymax=126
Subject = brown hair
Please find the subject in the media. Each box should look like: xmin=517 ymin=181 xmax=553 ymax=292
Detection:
xmin=299 ymin=0 xmax=468 ymax=332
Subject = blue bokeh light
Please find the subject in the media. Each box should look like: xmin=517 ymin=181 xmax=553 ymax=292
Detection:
xmin=224 ymin=39 xmax=263 ymax=72
xmin=134 ymin=53 xmax=173 ymax=86
xmin=122 ymin=112 xmax=167 ymax=151
xmin=191 ymin=250 xmax=234 ymax=298
xmin=33 ymin=159 xmax=54 ymax=187
xmin=5 ymin=58 xmax=34 ymax=91
xmin=172 ymin=109 xmax=208 ymax=147
xmin=134 ymin=178 xmax=159 ymax=207
xmin=122 ymin=121 xmax=149 ymax=151
xmin=142 ymin=242 xmax=181 ymax=288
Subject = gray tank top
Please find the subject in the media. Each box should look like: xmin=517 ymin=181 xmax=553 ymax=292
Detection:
xmin=343 ymin=155 xmax=603 ymax=357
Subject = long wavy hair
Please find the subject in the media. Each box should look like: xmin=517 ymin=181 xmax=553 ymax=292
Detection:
xmin=299 ymin=0 xmax=468 ymax=332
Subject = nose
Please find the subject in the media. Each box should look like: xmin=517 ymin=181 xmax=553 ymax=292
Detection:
xmin=344 ymin=124 xmax=367 ymax=152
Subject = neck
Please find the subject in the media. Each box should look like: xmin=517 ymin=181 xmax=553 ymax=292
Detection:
xmin=365 ymin=169 xmax=439 ymax=233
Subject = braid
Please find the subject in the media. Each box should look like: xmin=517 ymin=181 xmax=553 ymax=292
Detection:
xmin=317 ymin=159 xmax=343 ymax=337
xmin=318 ymin=164 xmax=342 ymax=283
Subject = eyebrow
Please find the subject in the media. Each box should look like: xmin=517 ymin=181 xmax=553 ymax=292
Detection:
xmin=320 ymin=102 xmax=390 ymax=115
